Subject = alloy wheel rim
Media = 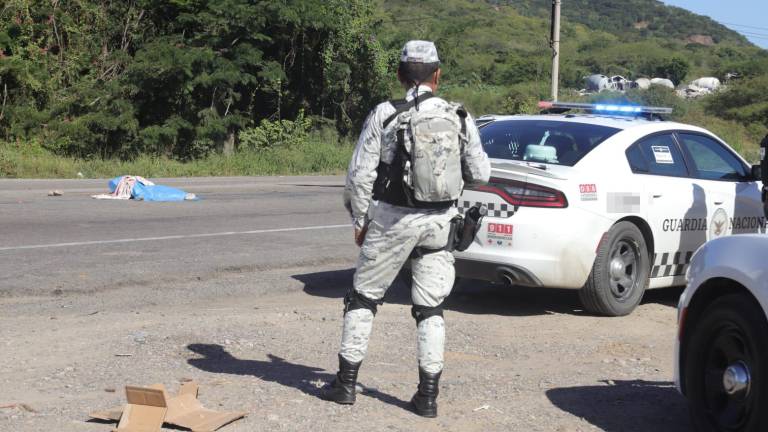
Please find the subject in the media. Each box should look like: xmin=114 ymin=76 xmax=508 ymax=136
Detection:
xmin=608 ymin=239 xmax=639 ymax=301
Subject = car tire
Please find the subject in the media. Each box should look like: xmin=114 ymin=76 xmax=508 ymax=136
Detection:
xmin=578 ymin=221 xmax=649 ymax=316
xmin=684 ymin=293 xmax=768 ymax=432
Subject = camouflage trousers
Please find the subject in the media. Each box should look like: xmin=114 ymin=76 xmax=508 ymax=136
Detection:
xmin=339 ymin=202 xmax=457 ymax=373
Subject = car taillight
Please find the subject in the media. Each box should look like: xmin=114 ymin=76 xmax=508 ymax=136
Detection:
xmin=471 ymin=178 xmax=568 ymax=208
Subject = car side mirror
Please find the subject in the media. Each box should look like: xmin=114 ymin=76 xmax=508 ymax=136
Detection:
xmin=751 ymin=164 xmax=762 ymax=182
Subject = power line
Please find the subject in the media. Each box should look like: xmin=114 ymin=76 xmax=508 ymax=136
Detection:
xmin=738 ymin=30 xmax=768 ymax=39
xmin=720 ymin=21 xmax=768 ymax=32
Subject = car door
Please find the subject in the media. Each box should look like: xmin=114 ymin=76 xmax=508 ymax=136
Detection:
xmin=676 ymin=132 xmax=766 ymax=237
xmin=626 ymin=132 xmax=703 ymax=280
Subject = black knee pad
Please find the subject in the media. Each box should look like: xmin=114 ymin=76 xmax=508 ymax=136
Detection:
xmin=343 ymin=290 xmax=380 ymax=316
xmin=411 ymin=304 xmax=444 ymax=324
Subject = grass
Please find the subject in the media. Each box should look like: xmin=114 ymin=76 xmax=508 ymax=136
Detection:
xmin=0 ymin=132 xmax=354 ymax=179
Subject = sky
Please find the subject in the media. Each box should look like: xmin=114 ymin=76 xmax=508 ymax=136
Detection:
xmin=662 ymin=0 xmax=768 ymax=48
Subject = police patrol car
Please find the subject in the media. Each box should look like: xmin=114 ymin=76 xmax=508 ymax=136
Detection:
xmin=455 ymin=101 xmax=766 ymax=316
xmin=675 ymin=234 xmax=768 ymax=432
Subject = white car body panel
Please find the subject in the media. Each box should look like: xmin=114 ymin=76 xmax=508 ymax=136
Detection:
xmin=674 ymin=234 xmax=768 ymax=391
xmin=455 ymin=114 xmax=766 ymax=290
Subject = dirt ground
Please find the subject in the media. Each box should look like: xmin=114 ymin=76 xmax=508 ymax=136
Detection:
xmin=0 ymin=264 xmax=692 ymax=432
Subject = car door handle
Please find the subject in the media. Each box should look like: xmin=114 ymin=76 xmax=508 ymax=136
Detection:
xmin=714 ymin=200 xmax=724 ymax=205
xmin=652 ymin=193 xmax=663 ymax=198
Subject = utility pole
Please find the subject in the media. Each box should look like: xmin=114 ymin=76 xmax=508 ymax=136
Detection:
xmin=550 ymin=0 xmax=561 ymax=101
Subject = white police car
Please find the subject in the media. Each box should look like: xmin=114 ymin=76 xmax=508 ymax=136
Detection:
xmin=676 ymin=234 xmax=768 ymax=431
xmin=455 ymin=102 xmax=766 ymax=316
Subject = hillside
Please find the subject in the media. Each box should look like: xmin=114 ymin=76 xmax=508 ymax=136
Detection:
xmin=377 ymin=0 xmax=763 ymax=88
xmin=375 ymin=0 xmax=768 ymax=160
xmin=501 ymin=0 xmax=751 ymax=46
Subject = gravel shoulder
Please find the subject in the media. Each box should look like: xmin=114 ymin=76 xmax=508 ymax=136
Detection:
xmin=0 ymin=268 xmax=691 ymax=432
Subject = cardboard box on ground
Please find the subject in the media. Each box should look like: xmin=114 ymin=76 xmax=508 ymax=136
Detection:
xmin=89 ymin=381 xmax=246 ymax=432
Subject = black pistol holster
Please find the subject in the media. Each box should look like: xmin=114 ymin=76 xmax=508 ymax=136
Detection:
xmin=448 ymin=203 xmax=486 ymax=252
xmin=409 ymin=203 xmax=485 ymax=259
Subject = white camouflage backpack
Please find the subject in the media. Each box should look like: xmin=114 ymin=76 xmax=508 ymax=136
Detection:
xmin=373 ymin=94 xmax=468 ymax=208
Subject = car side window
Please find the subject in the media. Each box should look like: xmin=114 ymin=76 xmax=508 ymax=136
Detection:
xmin=627 ymin=133 xmax=688 ymax=177
xmin=625 ymin=144 xmax=649 ymax=173
xmin=677 ymin=133 xmax=749 ymax=181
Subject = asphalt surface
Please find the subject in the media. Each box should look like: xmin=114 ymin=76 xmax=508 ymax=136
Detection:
xmin=0 ymin=176 xmax=355 ymax=298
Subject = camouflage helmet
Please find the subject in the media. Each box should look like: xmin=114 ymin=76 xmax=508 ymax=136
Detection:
xmin=400 ymin=40 xmax=440 ymax=64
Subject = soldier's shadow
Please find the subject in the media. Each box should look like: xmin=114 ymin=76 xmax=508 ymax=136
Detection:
xmin=186 ymin=344 xmax=412 ymax=410
xmin=294 ymin=268 xmax=584 ymax=317
xmin=295 ymin=268 xmax=683 ymax=317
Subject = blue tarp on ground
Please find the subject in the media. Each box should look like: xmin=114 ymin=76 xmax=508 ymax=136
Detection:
xmin=108 ymin=176 xmax=194 ymax=201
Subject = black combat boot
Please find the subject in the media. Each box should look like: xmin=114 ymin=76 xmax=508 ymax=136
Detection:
xmin=320 ymin=354 xmax=361 ymax=405
xmin=411 ymin=368 xmax=442 ymax=418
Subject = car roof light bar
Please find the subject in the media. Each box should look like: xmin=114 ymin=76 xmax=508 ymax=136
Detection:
xmin=538 ymin=101 xmax=673 ymax=115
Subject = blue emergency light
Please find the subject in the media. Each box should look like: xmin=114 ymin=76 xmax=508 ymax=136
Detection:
xmin=538 ymin=101 xmax=673 ymax=115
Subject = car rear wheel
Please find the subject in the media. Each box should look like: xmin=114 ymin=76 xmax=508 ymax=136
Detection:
xmin=684 ymin=293 xmax=768 ymax=432
xmin=578 ymin=221 xmax=649 ymax=316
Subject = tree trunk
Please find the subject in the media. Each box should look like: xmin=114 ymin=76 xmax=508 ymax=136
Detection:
xmin=223 ymin=131 xmax=236 ymax=156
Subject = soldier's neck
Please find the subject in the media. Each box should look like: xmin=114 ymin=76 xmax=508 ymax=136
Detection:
xmin=406 ymin=84 xmax=436 ymax=99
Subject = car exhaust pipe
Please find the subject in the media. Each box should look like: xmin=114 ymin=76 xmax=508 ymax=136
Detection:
xmin=498 ymin=268 xmax=517 ymax=286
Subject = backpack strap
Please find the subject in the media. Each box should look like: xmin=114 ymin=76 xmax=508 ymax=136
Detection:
xmin=456 ymin=105 xmax=468 ymax=137
xmin=456 ymin=105 xmax=468 ymax=151
xmin=382 ymin=92 xmax=435 ymax=129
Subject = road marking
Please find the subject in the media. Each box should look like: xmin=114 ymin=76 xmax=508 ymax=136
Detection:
xmin=0 ymin=224 xmax=349 ymax=252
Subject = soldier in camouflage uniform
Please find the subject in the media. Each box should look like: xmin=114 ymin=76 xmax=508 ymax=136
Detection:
xmin=321 ymin=40 xmax=490 ymax=418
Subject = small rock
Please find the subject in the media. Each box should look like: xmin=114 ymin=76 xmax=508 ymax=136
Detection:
xmin=48 ymin=190 xmax=63 ymax=197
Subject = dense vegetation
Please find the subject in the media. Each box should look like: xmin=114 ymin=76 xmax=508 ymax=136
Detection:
xmin=1 ymin=0 xmax=767 ymax=177
xmin=1 ymin=0 xmax=390 ymax=160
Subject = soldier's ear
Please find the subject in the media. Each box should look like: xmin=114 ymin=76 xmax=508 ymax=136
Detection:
xmin=396 ymin=69 xmax=408 ymax=88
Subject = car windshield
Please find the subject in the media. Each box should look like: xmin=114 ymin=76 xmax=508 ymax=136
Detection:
xmin=480 ymin=120 xmax=621 ymax=166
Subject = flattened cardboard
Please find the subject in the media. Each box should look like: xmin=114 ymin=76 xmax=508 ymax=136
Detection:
xmin=166 ymin=394 xmax=245 ymax=431
xmin=178 ymin=381 xmax=199 ymax=397
xmin=114 ymin=387 xmax=167 ymax=432
xmin=89 ymin=382 xmax=245 ymax=432
xmin=89 ymin=408 xmax=123 ymax=422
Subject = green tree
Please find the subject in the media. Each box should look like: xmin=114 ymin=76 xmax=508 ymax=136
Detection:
xmin=649 ymin=57 xmax=690 ymax=84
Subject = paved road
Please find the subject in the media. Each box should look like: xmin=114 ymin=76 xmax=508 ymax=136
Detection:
xmin=0 ymin=176 xmax=355 ymax=297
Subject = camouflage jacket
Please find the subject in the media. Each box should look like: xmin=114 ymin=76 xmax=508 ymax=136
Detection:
xmin=343 ymin=85 xmax=491 ymax=229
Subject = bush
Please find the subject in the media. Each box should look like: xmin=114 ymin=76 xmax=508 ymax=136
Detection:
xmin=705 ymin=75 xmax=768 ymax=128
xmin=238 ymin=110 xmax=313 ymax=151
